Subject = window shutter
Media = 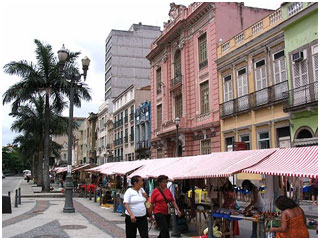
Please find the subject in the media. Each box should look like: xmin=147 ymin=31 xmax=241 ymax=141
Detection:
xmin=293 ymin=62 xmax=301 ymax=88
xmin=313 ymin=49 xmax=318 ymax=82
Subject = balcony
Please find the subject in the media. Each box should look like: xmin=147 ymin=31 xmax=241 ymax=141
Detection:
xmin=283 ymin=81 xmax=318 ymax=112
xmin=220 ymin=81 xmax=289 ymax=118
xmin=136 ymin=140 xmax=150 ymax=150
xmin=199 ymin=59 xmax=208 ymax=69
xmin=217 ymin=7 xmax=283 ymax=58
xmin=171 ymin=74 xmax=182 ymax=88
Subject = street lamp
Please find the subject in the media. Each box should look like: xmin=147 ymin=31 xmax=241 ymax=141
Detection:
xmin=171 ymin=117 xmax=181 ymax=237
xmin=58 ymin=44 xmax=90 ymax=213
xmin=174 ymin=117 xmax=180 ymax=158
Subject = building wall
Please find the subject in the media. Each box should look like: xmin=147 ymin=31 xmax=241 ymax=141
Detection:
xmin=148 ymin=2 xmax=273 ymax=158
xmin=282 ymin=3 xmax=318 ymax=143
xmin=105 ymin=24 xmax=161 ymax=100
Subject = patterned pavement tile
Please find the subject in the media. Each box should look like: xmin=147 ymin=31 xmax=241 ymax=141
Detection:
xmin=74 ymin=200 xmax=126 ymax=238
xmin=2 ymin=200 xmax=50 ymax=228
xmin=13 ymin=220 xmax=69 ymax=238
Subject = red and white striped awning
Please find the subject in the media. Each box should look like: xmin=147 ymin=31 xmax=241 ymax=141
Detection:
xmin=72 ymin=164 xmax=92 ymax=172
xmin=129 ymin=149 xmax=276 ymax=180
xmin=242 ymin=146 xmax=318 ymax=178
xmin=100 ymin=160 xmax=152 ymax=176
xmin=55 ymin=167 xmax=67 ymax=174
xmin=85 ymin=162 xmax=117 ymax=173
xmin=128 ymin=158 xmax=177 ymax=179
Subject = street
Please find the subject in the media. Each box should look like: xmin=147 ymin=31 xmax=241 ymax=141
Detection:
xmin=2 ymin=176 xmax=23 ymax=196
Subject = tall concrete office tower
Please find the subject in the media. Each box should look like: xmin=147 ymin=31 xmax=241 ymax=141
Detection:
xmin=104 ymin=23 xmax=161 ymax=100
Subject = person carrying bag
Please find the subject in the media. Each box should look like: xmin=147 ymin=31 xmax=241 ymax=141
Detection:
xmin=151 ymin=175 xmax=181 ymax=238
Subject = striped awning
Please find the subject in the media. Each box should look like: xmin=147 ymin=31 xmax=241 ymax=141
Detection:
xmin=242 ymin=146 xmax=318 ymax=178
xmin=72 ymin=164 xmax=92 ymax=172
xmin=55 ymin=167 xmax=67 ymax=174
xmin=85 ymin=162 xmax=117 ymax=173
xmin=100 ymin=160 xmax=152 ymax=176
xmin=129 ymin=149 xmax=276 ymax=180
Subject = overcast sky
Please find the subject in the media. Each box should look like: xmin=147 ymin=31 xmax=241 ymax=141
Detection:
xmin=0 ymin=0 xmax=282 ymax=146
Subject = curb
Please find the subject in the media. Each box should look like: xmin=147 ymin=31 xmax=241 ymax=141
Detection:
xmin=21 ymin=194 xmax=65 ymax=198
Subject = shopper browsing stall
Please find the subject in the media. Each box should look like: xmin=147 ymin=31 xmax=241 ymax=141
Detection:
xmin=270 ymin=196 xmax=309 ymax=238
xmin=123 ymin=175 xmax=149 ymax=238
xmin=242 ymin=179 xmax=265 ymax=238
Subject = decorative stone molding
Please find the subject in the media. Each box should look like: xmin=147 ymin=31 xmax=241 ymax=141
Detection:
xmin=162 ymin=49 xmax=168 ymax=63
xmin=178 ymin=39 xmax=185 ymax=50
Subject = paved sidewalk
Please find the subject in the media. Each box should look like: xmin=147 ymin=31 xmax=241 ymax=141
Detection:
xmin=3 ymin=180 xmax=318 ymax=238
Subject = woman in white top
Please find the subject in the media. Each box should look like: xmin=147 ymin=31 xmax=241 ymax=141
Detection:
xmin=124 ymin=175 xmax=149 ymax=238
xmin=242 ymin=179 xmax=265 ymax=238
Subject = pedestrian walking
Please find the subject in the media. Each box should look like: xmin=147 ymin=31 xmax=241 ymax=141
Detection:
xmin=270 ymin=196 xmax=309 ymax=238
xmin=242 ymin=179 xmax=265 ymax=238
xmin=123 ymin=175 xmax=149 ymax=238
xmin=151 ymin=175 xmax=181 ymax=238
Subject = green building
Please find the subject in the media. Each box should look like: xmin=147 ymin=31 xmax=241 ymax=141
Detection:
xmin=281 ymin=2 xmax=318 ymax=146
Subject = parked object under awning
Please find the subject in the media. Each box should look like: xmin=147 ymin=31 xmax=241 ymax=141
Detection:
xmin=100 ymin=160 xmax=152 ymax=176
xmin=242 ymin=146 xmax=318 ymax=178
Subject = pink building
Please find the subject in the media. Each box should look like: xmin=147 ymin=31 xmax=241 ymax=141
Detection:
xmin=147 ymin=2 xmax=273 ymax=158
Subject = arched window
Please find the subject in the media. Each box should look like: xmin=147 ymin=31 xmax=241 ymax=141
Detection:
xmin=174 ymin=49 xmax=181 ymax=77
xmin=296 ymin=128 xmax=313 ymax=139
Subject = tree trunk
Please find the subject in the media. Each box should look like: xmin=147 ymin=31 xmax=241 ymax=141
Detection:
xmin=43 ymin=92 xmax=51 ymax=192
xmin=37 ymin=150 xmax=44 ymax=187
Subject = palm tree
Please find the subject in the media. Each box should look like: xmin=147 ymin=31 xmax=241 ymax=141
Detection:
xmin=3 ymin=39 xmax=91 ymax=191
xmin=11 ymin=94 xmax=78 ymax=187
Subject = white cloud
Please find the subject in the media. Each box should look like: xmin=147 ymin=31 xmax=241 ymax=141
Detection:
xmin=1 ymin=0 xmax=281 ymax=146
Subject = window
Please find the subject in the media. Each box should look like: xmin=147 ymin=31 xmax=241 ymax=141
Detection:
xmin=225 ymin=137 xmax=234 ymax=151
xmin=237 ymin=68 xmax=248 ymax=97
xmin=198 ymin=33 xmax=208 ymax=69
xmin=200 ymin=81 xmax=209 ymax=114
xmin=174 ymin=50 xmax=181 ymax=77
xmin=175 ymin=94 xmax=183 ymax=118
xmin=156 ymin=68 xmax=162 ymax=94
xmin=312 ymin=45 xmax=318 ymax=82
xmin=292 ymin=51 xmax=308 ymax=88
xmin=258 ymin=131 xmax=270 ymax=149
xmin=157 ymin=105 xmax=162 ymax=129
xmin=240 ymin=134 xmax=250 ymax=150
xmin=201 ymin=139 xmax=211 ymax=155
xmin=273 ymin=50 xmax=287 ymax=84
xmin=254 ymin=59 xmax=267 ymax=90
xmin=223 ymin=75 xmax=233 ymax=102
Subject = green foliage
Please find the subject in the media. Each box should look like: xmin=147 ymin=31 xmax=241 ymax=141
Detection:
xmin=2 ymin=146 xmax=30 ymax=174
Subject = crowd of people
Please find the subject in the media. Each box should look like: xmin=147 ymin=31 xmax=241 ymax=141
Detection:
xmin=122 ymin=176 xmax=312 ymax=238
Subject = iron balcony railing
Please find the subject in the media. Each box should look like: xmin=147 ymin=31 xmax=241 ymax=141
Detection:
xmin=283 ymin=81 xmax=318 ymax=112
xmin=220 ymin=81 xmax=289 ymax=118
xmin=171 ymin=74 xmax=182 ymax=88
xmin=199 ymin=59 xmax=208 ymax=69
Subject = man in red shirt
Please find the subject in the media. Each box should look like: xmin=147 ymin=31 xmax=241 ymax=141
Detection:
xmin=151 ymin=175 xmax=181 ymax=238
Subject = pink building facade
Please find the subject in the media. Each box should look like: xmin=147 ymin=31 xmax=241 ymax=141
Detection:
xmin=147 ymin=2 xmax=273 ymax=158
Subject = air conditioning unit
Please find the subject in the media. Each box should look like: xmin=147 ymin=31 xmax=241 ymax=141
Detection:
xmin=292 ymin=51 xmax=304 ymax=62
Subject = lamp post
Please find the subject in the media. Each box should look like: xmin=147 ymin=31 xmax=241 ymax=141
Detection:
xmin=171 ymin=117 xmax=181 ymax=237
xmin=174 ymin=117 xmax=180 ymax=157
xmin=58 ymin=44 xmax=90 ymax=213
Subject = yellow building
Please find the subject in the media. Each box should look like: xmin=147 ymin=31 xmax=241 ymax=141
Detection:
xmin=217 ymin=8 xmax=291 ymax=151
